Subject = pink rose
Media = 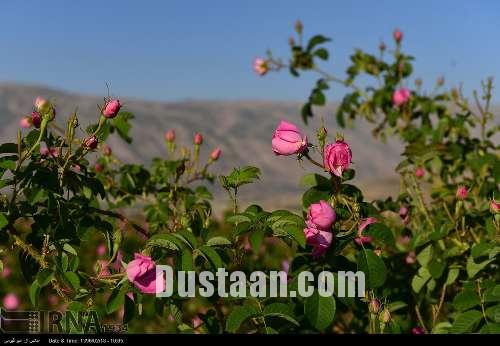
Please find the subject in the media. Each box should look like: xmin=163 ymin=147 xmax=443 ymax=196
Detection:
xmin=456 ymin=185 xmax=468 ymax=200
xmin=392 ymin=87 xmax=411 ymax=107
xmin=84 ymin=135 xmax=98 ymax=150
xmin=354 ymin=217 xmax=377 ymax=246
xmin=94 ymin=163 xmax=103 ymax=173
xmin=34 ymin=97 xmax=46 ymax=110
xmin=165 ymin=129 xmax=176 ymax=143
xmin=253 ymin=58 xmax=268 ymax=76
xmin=49 ymin=147 xmax=60 ymax=158
xmin=19 ymin=117 xmax=31 ymax=129
xmin=304 ymin=227 xmax=333 ymax=257
xmin=210 ymin=147 xmax=221 ymax=161
xmin=103 ymin=99 xmax=121 ymax=118
xmin=411 ymin=326 xmax=425 ymax=335
xmin=272 ymin=120 xmax=308 ymax=156
xmin=194 ymin=132 xmax=203 ymax=145
xmin=31 ymin=111 xmax=41 ymax=128
xmin=3 ymin=293 xmax=19 ymax=310
xmin=73 ymin=164 xmax=81 ymax=173
xmin=398 ymin=235 xmax=411 ymax=245
xmin=393 ymin=28 xmax=403 ymax=43
xmin=323 ymin=140 xmax=352 ymax=177
xmin=306 ymin=200 xmax=336 ymax=230
xmin=126 ymin=253 xmax=164 ymax=294
xmin=40 ymin=146 xmax=50 ymax=157
xmin=192 ymin=315 xmax=203 ymax=329
xmin=415 ymin=167 xmax=425 ymax=178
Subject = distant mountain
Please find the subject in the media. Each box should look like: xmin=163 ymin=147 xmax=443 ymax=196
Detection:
xmin=0 ymin=83 xmax=403 ymax=213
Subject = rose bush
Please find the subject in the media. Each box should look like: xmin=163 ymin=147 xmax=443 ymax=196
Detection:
xmin=0 ymin=21 xmax=498 ymax=335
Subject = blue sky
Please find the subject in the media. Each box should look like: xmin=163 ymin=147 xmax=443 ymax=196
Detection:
xmin=1 ymin=0 xmax=499 ymax=102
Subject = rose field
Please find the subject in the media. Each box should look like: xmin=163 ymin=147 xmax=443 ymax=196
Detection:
xmin=0 ymin=15 xmax=499 ymax=336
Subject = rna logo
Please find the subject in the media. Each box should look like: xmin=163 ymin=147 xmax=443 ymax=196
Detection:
xmin=0 ymin=309 xmax=127 ymax=334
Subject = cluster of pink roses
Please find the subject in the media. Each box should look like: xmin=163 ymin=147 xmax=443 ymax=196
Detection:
xmin=303 ymin=200 xmax=336 ymax=257
xmin=272 ymin=120 xmax=352 ymax=177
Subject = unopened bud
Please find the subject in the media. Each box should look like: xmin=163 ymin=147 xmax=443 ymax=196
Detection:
xmin=393 ymin=28 xmax=403 ymax=43
xmin=295 ymin=20 xmax=303 ymax=34
xmin=369 ymin=299 xmax=380 ymax=314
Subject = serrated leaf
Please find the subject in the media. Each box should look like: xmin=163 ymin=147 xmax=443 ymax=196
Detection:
xmin=107 ymin=287 xmax=125 ymax=314
xmin=206 ymin=236 xmax=232 ymax=247
xmin=225 ymin=305 xmax=259 ymax=333
xmin=449 ymin=310 xmax=482 ymax=333
xmin=198 ymin=246 xmax=223 ymax=269
xmin=357 ymin=249 xmax=387 ymax=288
xmin=36 ymin=269 xmax=54 ymax=287
xmin=452 ymin=290 xmax=481 ymax=312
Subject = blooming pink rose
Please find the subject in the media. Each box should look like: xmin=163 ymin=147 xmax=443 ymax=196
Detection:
xmin=165 ymin=129 xmax=176 ymax=142
xmin=393 ymin=28 xmax=403 ymax=43
xmin=306 ymin=200 xmax=336 ymax=230
xmin=323 ymin=140 xmax=352 ymax=177
xmin=272 ymin=120 xmax=308 ymax=156
xmin=490 ymin=199 xmax=500 ymax=214
xmin=31 ymin=111 xmax=41 ymax=128
xmin=103 ymin=99 xmax=121 ymax=118
xmin=19 ymin=117 xmax=31 ymax=129
xmin=304 ymin=227 xmax=333 ymax=257
xmin=126 ymin=253 xmax=164 ymax=294
xmin=84 ymin=136 xmax=98 ymax=150
xmin=456 ymin=185 xmax=468 ymax=200
xmin=354 ymin=217 xmax=377 ymax=246
xmin=3 ymin=293 xmax=19 ymax=310
xmin=253 ymin=58 xmax=268 ymax=76
xmin=210 ymin=147 xmax=221 ymax=161
xmin=194 ymin=132 xmax=203 ymax=145
xmin=392 ymin=87 xmax=411 ymax=107
xmin=415 ymin=167 xmax=425 ymax=178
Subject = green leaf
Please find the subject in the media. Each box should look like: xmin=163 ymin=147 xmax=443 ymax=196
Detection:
xmin=63 ymin=243 xmax=78 ymax=256
xmin=107 ymin=287 xmax=125 ymax=314
xmin=449 ymin=310 xmax=482 ymax=333
xmin=0 ymin=143 xmax=18 ymax=154
xmin=445 ymin=268 xmax=460 ymax=286
xmin=313 ymin=48 xmax=329 ymax=60
xmin=36 ymin=269 xmax=54 ymax=287
xmin=249 ymin=229 xmax=265 ymax=253
xmin=411 ymin=267 xmax=432 ymax=293
xmin=225 ymin=305 xmax=260 ymax=333
xmin=147 ymin=234 xmax=181 ymax=252
xmin=220 ymin=166 xmax=261 ymax=190
xmin=264 ymin=312 xmax=300 ymax=327
xmin=306 ymin=35 xmax=331 ymax=51
xmin=206 ymin=236 xmax=232 ymax=247
xmin=0 ymin=213 xmax=8 ymax=230
xmin=466 ymin=256 xmax=494 ymax=279
xmin=64 ymin=272 xmax=80 ymax=290
xmin=363 ymin=223 xmax=395 ymax=246
xmin=357 ymin=249 xmax=387 ymax=288
xmin=29 ymin=281 xmax=41 ymax=307
xmin=452 ymin=290 xmax=481 ymax=312
xmin=304 ymin=291 xmax=336 ymax=331
xmin=180 ymin=250 xmax=194 ymax=271
xmin=197 ymin=246 xmax=223 ymax=269
xmin=417 ymin=244 xmax=433 ymax=267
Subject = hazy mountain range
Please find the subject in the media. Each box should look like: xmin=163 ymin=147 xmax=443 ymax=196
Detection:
xmin=0 ymin=83 xmax=403 ymax=214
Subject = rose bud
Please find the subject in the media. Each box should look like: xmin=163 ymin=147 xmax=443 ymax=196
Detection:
xmin=210 ymin=147 xmax=221 ymax=161
xmin=84 ymin=135 xmax=98 ymax=150
xmin=393 ymin=28 xmax=403 ymax=43
xmin=398 ymin=235 xmax=411 ymax=245
xmin=103 ymin=99 xmax=121 ymax=118
xmin=374 ymin=248 xmax=382 ymax=256
xmin=1 ymin=266 xmax=12 ymax=279
xmin=379 ymin=41 xmax=386 ymax=51
xmin=381 ymin=309 xmax=391 ymax=323
xmin=165 ymin=129 xmax=176 ymax=143
xmin=411 ymin=326 xmax=425 ymax=335
xmin=437 ymin=76 xmax=445 ymax=86
xmin=31 ymin=111 xmax=42 ymax=128
xmin=126 ymin=253 xmax=164 ymax=294
xmin=456 ymin=185 xmax=468 ymax=200
xmin=73 ymin=164 xmax=81 ymax=173
xmin=323 ymin=140 xmax=352 ymax=177
xmin=405 ymin=251 xmax=416 ymax=265
xmin=40 ymin=146 xmax=50 ymax=157
xmin=35 ymin=97 xmax=56 ymax=121
xmin=392 ymin=87 xmax=411 ymax=107
xmin=415 ymin=167 xmax=425 ymax=178
xmin=19 ymin=117 xmax=31 ymax=129
xmin=354 ymin=217 xmax=377 ymax=246
xmin=288 ymin=36 xmax=295 ymax=46
xmin=96 ymin=243 xmax=106 ymax=256
xmin=253 ymin=58 xmax=269 ymax=76
xmin=192 ymin=315 xmax=203 ymax=329
xmin=272 ymin=120 xmax=308 ymax=156
xmin=490 ymin=199 xmax=500 ymax=214
xmin=415 ymin=78 xmax=422 ymax=88
xmin=295 ymin=20 xmax=303 ymax=34
xmin=399 ymin=206 xmax=409 ymax=219
xmin=94 ymin=163 xmax=103 ymax=173
xmin=304 ymin=227 xmax=333 ymax=257
xmin=102 ymin=144 xmax=112 ymax=156
xmin=194 ymin=132 xmax=203 ymax=145
xmin=306 ymin=200 xmax=336 ymax=230
xmin=3 ymin=293 xmax=20 ymax=310
xmin=369 ymin=299 xmax=381 ymax=314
